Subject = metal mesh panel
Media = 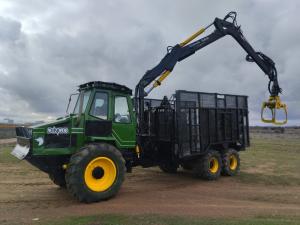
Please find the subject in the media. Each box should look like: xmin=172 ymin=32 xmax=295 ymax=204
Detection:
xmin=177 ymin=109 xmax=190 ymax=143
xmin=190 ymin=108 xmax=201 ymax=152
xmin=175 ymin=90 xmax=249 ymax=159
xmin=144 ymin=99 xmax=163 ymax=110
xmin=155 ymin=108 xmax=174 ymax=141
xmin=180 ymin=92 xmax=199 ymax=106
xmin=238 ymin=96 xmax=246 ymax=108
xmin=200 ymin=94 xmax=215 ymax=108
xmin=178 ymin=101 xmax=196 ymax=108
xmin=224 ymin=112 xmax=233 ymax=140
xmin=208 ymin=110 xmax=217 ymax=142
xmin=226 ymin=95 xmax=237 ymax=108
xmin=217 ymin=99 xmax=225 ymax=108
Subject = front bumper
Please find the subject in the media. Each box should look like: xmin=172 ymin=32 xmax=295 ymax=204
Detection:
xmin=11 ymin=136 xmax=68 ymax=174
xmin=11 ymin=144 xmax=30 ymax=160
xmin=11 ymin=126 xmax=70 ymax=174
xmin=11 ymin=126 xmax=32 ymax=160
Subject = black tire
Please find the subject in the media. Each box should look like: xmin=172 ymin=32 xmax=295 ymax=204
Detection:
xmin=193 ymin=150 xmax=222 ymax=180
xmin=65 ymin=143 xmax=126 ymax=203
xmin=159 ymin=161 xmax=178 ymax=173
xmin=49 ymin=170 xmax=66 ymax=188
xmin=221 ymin=149 xmax=240 ymax=176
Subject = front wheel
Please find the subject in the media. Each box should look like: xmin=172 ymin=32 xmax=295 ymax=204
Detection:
xmin=65 ymin=143 xmax=125 ymax=203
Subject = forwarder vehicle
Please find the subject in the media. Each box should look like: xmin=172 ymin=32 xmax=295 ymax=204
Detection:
xmin=12 ymin=12 xmax=287 ymax=203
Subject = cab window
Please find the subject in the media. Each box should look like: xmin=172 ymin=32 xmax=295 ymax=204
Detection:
xmin=114 ymin=96 xmax=131 ymax=123
xmin=90 ymin=92 xmax=108 ymax=120
xmin=73 ymin=90 xmax=91 ymax=114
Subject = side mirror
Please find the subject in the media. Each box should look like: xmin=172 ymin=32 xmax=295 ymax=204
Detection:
xmin=261 ymin=96 xmax=287 ymax=125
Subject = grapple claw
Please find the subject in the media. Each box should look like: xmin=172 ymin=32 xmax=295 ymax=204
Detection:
xmin=261 ymin=96 xmax=287 ymax=125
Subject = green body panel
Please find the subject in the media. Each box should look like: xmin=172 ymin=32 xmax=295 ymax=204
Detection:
xmin=31 ymin=87 xmax=137 ymax=156
xmin=111 ymin=92 xmax=136 ymax=149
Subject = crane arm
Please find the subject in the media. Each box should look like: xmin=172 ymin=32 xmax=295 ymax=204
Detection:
xmin=135 ymin=12 xmax=287 ymax=130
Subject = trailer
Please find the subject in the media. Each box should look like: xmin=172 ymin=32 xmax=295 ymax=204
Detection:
xmin=139 ymin=90 xmax=249 ymax=178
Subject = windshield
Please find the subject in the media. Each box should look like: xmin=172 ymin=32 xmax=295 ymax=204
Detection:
xmin=66 ymin=93 xmax=79 ymax=114
xmin=73 ymin=90 xmax=91 ymax=114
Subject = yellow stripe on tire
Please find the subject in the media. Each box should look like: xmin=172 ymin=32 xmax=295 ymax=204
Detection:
xmin=229 ymin=155 xmax=238 ymax=171
xmin=209 ymin=157 xmax=219 ymax=174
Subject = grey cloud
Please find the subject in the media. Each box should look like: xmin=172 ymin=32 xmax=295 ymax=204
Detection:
xmin=0 ymin=0 xmax=299 ymax=125
xmin=0 ymin=17 xmax=21 ymax=42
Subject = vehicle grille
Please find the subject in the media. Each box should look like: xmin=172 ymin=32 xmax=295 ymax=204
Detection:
xmin=16 ymin=127 xmax=32 ymax=139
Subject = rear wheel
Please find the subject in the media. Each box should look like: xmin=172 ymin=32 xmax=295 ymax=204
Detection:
xmin=65 ymin=143 xmax=125 ymax=203
xmin=193 ymin=150 xmax=222 ymax=180
xmin=221 ymin=149 xmax=240 ymax=176
xmin=49 ymin=170 xmax=66 ymax=188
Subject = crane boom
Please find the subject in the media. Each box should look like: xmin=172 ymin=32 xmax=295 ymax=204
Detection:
xmin=135 ymin=12 xmax=287 ymax=132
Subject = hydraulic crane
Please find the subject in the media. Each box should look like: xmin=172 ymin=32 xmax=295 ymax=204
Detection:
xmin=135 ymin=11 xmax=287 ymax=131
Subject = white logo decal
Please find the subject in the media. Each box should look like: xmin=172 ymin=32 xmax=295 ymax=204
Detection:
xmin=35 ymin=137 xmax=44 ymax=146
xmin=47 ymin=127 xmax=69 ymax=136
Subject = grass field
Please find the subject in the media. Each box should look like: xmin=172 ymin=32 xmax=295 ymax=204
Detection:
xmin=45 ymin=214 xmax=300 ymax=225
xmin=1 ymin=135 xmax=300 ymax=225
xmin=238 ymin=137 xmax=300 ymax=186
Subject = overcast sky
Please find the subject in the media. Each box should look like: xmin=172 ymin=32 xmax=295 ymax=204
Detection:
xmin=0 ymin=0 xmax=299 ymax=125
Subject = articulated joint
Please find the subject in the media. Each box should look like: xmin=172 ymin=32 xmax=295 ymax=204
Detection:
xmin=135 ymin=145 xmax=140 ymax=158
xmin=146 ymin=70 xmax=171 ymax=95
xmin=153 ymin=80 xmax=161 ymax=87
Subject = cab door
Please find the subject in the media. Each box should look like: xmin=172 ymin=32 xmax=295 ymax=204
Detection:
xmin=85 ymin=91 xmax=112 ymax=138
xmin=112 ymin=95 xmax=136 ymax=148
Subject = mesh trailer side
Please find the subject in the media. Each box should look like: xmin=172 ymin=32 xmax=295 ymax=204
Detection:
xmin=141 ymin=98 xmax=175 ymax=141
xmin=175 ymin=90 xmax=249 ymax=159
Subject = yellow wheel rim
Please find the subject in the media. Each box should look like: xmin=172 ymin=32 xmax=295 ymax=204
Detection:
xmin=229 ymin=155 xmax=238 ymax=171
xmin=84 ymin=157 xmax=117 ymax=192
xmin=209 ymin=157 xmax=219 ymax=174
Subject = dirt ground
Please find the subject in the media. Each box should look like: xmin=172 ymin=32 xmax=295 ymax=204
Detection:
xmin=0 ymin=135 xmax=300 ymax=225
xmin=0 ymin=138 xmax=16 ymax=145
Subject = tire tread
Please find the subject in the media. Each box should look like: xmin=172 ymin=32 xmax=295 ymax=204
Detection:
xmin=65 ymin=143 xmax=125 ymax=203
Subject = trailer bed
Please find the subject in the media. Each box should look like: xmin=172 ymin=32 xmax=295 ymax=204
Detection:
xmin=142 ymin=90 xmax=249 ymax=160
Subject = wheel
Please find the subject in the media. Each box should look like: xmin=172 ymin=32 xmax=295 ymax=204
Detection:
xmin=65 ymin=143 xmax=126 ymax=203
xmin=221 ymin=149 xmax=240 ymax=176
xmin=193 ymin=150 xmax=222 ymax=180
xmin=159 ymin=161 xmax=178 ymax=173
xmin=49 ymin=170 xmax=66 ymax=188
